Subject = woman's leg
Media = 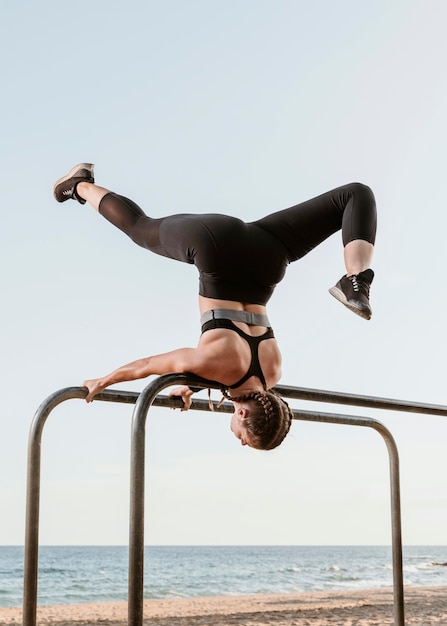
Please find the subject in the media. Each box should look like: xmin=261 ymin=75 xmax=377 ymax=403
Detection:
xmin=344 ymin=240 xmax=374 ymax=276
xmin=254 ymin=182 xmax=376 ymax=261
xmin=53 ymin=164 xmax=167 ymax=252
xmin=76 ymin=182 xmax=163 ymax=249
xmin=53 ymin=164 xmax=219 ymax=267
xmin=254 ymin=183 xmax=377 ymax=319
xmin=76 ymin=182 xmax=110 ymax=211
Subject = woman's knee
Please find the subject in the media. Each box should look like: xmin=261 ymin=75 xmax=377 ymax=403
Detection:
xmin=342 ymin=183 xmax=377 ymax=245
xmin=347 ymin=182 xmax=375 ymax=203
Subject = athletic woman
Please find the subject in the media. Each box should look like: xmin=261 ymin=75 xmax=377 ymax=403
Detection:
xmin=53 ymin=164 xmax=377 ymax=450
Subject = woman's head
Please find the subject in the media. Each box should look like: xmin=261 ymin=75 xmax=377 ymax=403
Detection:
xmin=228 ymin=389 xmax=293 ymax=450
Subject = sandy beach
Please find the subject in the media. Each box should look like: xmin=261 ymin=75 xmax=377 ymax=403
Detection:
xmin=2 ymin=586 xmax=447 ymax=625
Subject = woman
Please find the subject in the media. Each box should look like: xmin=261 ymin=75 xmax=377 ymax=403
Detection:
xmin=53 ymin=163 xmax=377 ymax=450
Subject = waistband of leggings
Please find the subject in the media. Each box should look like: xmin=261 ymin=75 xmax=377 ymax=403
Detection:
xmin=200 ymin=308 xmax=271 ymax=327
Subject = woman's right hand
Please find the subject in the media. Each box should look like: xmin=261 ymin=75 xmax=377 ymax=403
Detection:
xmin=82 ymin=378 xmax=107 ymax=403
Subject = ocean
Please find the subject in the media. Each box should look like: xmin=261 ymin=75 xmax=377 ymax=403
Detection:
xmin=2 ymin=545 xmax=447 ymax=607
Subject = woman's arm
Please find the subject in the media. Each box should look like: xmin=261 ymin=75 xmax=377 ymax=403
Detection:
xmin=82 ymin=347 xmax=206 ymax=402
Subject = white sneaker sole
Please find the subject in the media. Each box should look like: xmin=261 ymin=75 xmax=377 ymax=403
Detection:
xmin=328 ymin=286 xmax=372 ymax=320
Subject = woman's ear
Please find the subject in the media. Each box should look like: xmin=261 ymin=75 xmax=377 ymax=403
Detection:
xmin=237 ymin=406 xmax=250 ymax=420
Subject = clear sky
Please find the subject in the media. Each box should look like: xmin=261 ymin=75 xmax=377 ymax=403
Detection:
xmin=2 ymin=0 xmax=447 ymax=547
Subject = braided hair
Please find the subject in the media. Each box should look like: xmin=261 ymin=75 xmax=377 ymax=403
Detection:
xmin=223 ymin=388 xmax=293 ymax=450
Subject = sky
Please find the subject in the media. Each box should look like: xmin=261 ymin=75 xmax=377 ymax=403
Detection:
xmin=1 ymin=0 xmax=447 ymax=548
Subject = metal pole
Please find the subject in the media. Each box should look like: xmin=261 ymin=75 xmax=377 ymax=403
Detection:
xmin=290 ymin=407 xmax=405 ymax=626
xmin=23 ymin=387 xmax=87 ymax=626
xmin=383 ymin=431 xmax=404 ymax=626
xmin=127 ymin=374 xmax=204 ymax=626
xmin=276 ymin=383 xmax=447 ymax=417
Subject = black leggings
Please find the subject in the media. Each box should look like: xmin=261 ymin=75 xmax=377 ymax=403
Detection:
xmin=98 ymin=182 xmax=377 ymax=305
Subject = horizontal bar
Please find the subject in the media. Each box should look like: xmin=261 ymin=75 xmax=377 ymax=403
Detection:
xmin=53 ymin=378 xmax=447 ymax=419
xmin=275 ymin=384 xmax=447 ymax=417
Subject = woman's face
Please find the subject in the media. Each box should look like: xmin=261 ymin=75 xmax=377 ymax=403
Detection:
xmin=230 ymin=403 xmax=252 ymax=446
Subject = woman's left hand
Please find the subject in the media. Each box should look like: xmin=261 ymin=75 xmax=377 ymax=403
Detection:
xmin=169 ymin=386 xmax=194 ymax=411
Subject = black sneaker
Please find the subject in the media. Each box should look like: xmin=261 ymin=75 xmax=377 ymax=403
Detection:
xmin=329 ymin=269 xmax=374 ymax=320
xmin=53 ymin=163 xmax=95 ymax=204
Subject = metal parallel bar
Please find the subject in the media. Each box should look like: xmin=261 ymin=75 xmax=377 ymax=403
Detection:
xmin=275 ymin=384 xmax=447 ymax=417
xmin=127 ymin=374 xmax=204 ymax=626
xmin=99 ymin=381 xmax=447 ymax=418
xmin=22 ymin=386 xmax=141 ymax=626
xmin=22 ymin=379 xmax=195 ymax=625
xmin=291 ymin=408 xmax=404 ymax=626
xmin=95 ymin=380 xmax=447 ymax=418
xmin=23 ymin=376 xmax=415 ymax=626
xmin=127 ymin=374 xmax=405 ymax=626
xmin=127 ymin=374 xmax=229 ymax=626
xmin=23 ymin=388 xmax=87 ymax=626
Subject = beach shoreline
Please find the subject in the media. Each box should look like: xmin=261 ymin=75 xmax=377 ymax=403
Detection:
xmin=2 ymin=586 xmax=447 ymax=625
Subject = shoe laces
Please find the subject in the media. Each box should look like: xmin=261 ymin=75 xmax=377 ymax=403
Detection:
xmin=349 ymin=274 xmax=370 ymax=297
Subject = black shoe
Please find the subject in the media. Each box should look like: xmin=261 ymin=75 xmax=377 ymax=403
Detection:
xmin=53 ymin=163 xmax=95 ymax=204
xmin=329 ymin=269 xmax=374 ymax=320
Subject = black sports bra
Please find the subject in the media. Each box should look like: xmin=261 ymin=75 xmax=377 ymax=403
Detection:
xmin=201 ymin=317 xmax=275 ymax=389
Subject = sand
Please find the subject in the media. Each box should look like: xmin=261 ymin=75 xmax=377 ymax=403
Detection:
xmin=2 ymin=586 xmax=447 ymax=625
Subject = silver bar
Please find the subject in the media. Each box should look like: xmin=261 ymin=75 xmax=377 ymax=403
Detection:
xmin=24 ymin=375 xmax=444 ymax=626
